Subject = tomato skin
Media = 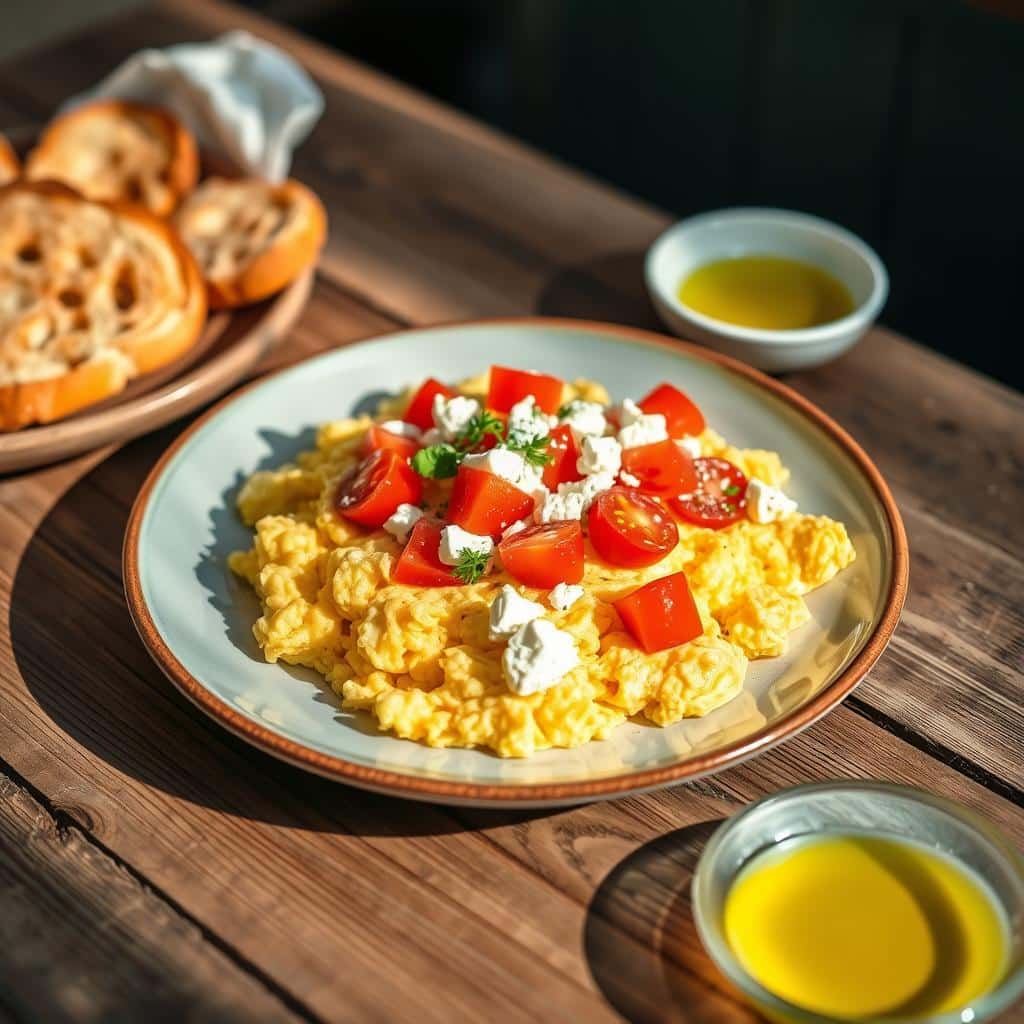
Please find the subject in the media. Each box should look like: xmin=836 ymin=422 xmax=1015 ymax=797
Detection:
xmin=365 ymin=422 xmax=420 ymax=462
xmin=487 ymin=366 xmax=564 ymax=415
xmin=335 ymin=449 xmax=423 ymax=528
xmin=393 ymin=519 xmax=462 ymax=587
xmin=542 ymin=424 xmax=585 ymax=489
xmin=587 ymin=488 xmax=679 ymax=568
xmin=639 ymin=382 xmax=705 ymax=438
xmin=614 ymin=573 xmax=703 ymax=652
xmin=498 ymin=521 xmax=584 ymax=588
xmin=669 ymin=456 xmax=748 ymax=530
xmin=404 ymin=378 xmax=455 ymax=431
xmin=447 ymin=466 xmax=536 ymax=540
xmin=621 ymin=439 xmax=697 ymax=495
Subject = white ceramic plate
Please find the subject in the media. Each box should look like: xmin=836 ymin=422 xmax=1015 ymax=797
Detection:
xmin=124 ymin=319 xmax=907 ymax=807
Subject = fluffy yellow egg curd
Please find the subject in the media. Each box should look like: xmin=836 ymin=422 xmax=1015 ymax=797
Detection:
xmin=227 ymin=375 xmax=855 ymax=758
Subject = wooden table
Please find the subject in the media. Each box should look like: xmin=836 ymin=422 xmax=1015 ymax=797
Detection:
xmin=0 ymin=2 xmax=1020 ymax=1020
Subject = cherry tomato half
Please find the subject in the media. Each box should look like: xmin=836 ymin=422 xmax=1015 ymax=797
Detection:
xmin=393 ymin=519 xmax=462 ymax=587
xmin=335 ymin=448 xmax=423 ymax=528
xmin=639 ymin=382 xmax=705 ymax=438
xmin=365 ymin=422 xmax=420 ymax=462
xmin=587 ymin=488 xmax=679 ymax=568
xmin=447 ymin=466 xmax=536 ymax=540
xmin=542 ymin=424 xmax=585 ymax=490
xmin=614 ymin=573 xmax=703 ymax=653
xmin=669 ymin=456 xmax=748 ymax=530
xmin=498 ymin=521 xmax=584 ymax=588
xmin=486 ymin=366 xmax=564 ymax=415
xmin=404 ymin=377 xmax=455 ymax=431
xmin=620 ymin=439 xmax=697 ymax=495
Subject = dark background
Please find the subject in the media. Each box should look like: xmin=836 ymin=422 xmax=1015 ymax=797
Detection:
xmin=246 ymin=0 xmax=1024 ymax=390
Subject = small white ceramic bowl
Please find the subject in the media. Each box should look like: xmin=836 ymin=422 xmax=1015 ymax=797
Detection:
xmin=645 ymin=207 xmax=888 ymax=372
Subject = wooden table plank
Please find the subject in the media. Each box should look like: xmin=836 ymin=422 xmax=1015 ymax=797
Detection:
xmin=0 ymin=0 xmax=1019 ymax=788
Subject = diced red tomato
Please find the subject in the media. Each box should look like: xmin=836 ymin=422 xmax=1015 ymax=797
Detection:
xmin=335 ymin=448 xmax=423 ymax=528
xmin=669 ymin=456 xmax=748 ymax=530
xmin=365 ymin=422 xmax=420 ymax=462
xmin=639 ymin=382 xmax=705 ymax=438
xmin=404 ymin=378 xmax=454 ymax=431
xmin=542 ymin=424 xmax=585 ymax=489
xmin=486 ymin=366 xmax=564 ymax=415
xmin=614 ymin=573 xmax=703 ymax=652
xmin=621 ymin=439 xmax=697 ymax=495
xmin=498 ymin=521 xmax=584 ymax=588
xmin=587 ymin=488 xmax=679 ymax=568
xmin=447 ymin=466 xmax=536 ymax=540
xmin=393 ymin=519 xmax=462 ymax=587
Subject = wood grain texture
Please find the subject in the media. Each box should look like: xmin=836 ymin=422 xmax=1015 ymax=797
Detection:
xmin=0 ymin=1 xmax=1021 ymax=1021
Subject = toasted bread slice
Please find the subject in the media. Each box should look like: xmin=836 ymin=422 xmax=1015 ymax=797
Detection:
xmin=175 ymin=177 xmax=326 ymax=309
xmin=25 ymin=100 xmax=198 ymax=217
xmin=0 ymin=180 xmax=206 ymax=430
xmin=0 ymin=134 xmax=19 ymax=186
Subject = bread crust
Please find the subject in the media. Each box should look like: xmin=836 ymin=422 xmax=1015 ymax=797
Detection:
xmin=0 ymin=180 xmax=206 ymax=431
xmin=0 ymin=134 xmax=19 ymax=186
xmin=25 ymin=100 xmax=199 ymax=216
xmin=176 ymin=178 xmax=326 ymax=309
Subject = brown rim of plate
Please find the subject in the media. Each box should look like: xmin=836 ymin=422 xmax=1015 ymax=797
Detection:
xmin=123 ymin=316 xmax=909 ymax=804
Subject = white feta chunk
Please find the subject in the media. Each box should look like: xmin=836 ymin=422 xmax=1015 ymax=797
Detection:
xmin=378 ymin=419 xmax=423 ymax=441
xmin=615 ymin=397 xmax=645 ymax=427
xmin=618 ymin=411 xmax=668 ymax=450
xmin=746 ymin=477 xmax=798 ymax=524
xmin=461 ymin=448 xmax=527 ymax=484
xmin=548 ymin=582 xmax=584 ymax=611
xmin=676 ymin=436 xmax=702 ymax=459
xmin=536 ymin=471 xmax=615 ymax=523
xmin=507 ymin=394 xmax=552 ymax=441
xmin=502 ymin=618 xmax=580 ymax=696
xmin=488 ymin=584 xmax=546 ymax=640
xmin=382 ymin=503 xmax=423 ymax=543
xmin=558 ymin=399 xmax=607 ymax=440
xmin=431 ymin=394 xmax=480 ymax=441
xmin=577 ymin=435 xmax=622 ymax=477
xmin=438 ymin=524 xmax=494 ymax=566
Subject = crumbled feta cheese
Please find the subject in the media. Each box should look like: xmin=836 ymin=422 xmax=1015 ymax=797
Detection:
xmin=507 ymin=394 xmax=552 ymax=441
xmin=746 ymin=477 xmax=798 ymax=524
xmin=577 ymin=435 xmax=622 ymax=477
xmin=462 ymin=448 xmax=527 ymax=484
xmin=549 ymin=582 xmax=584 ymax=611
xmin=501 ymin=517 xmax=532 ymax=541
xmin=676 ymin=436 xmax=702 ymax=459
xmin=378 ymin=419 xmax=423 ymax=440
xmin=488 ymin=584 xmax=546 ymax=640
xmin=536 ymin=471 xmax=615 ymax=523
xmin=615 ymin=397 xmax=645 ymax=427
xmin=438 ymin=524 xmax=494 ymax=566
xmin=619 ymin=470 xmax=641 ymax=487
xmin=558 ymin=399 xmax=607 ymax=440
xmin=502 ymin=618 xmax=580 ymax=695
xmin=618 ymin=411 xmax=668 ymax=449
xmin=382 ymin=503 xmax=423 ymax=543
xmin=432 ymin=394 xmax=480 ymax=441
xmin=420 ymin=427 xmax=444 ymax=446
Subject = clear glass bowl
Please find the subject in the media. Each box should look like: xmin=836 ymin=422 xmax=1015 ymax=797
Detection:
xmin=692 ymin=781 xmax=1024 ymax=1023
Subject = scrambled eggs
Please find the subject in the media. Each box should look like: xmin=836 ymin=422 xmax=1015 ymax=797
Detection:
xmin=228 ymin=373 xmax=855 ymax=757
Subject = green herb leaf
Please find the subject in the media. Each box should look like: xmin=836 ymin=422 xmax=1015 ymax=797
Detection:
xmin=410 ymin=444 xmax=462 ymax=479
xmin=723 ymin=484 xmax=741 ymax=497
xmin=504 ymin=434 xmax=553 ymax=467
xmin=453 ymin=547 xmax=490 ymax=584
xmin=556 ymin=402 xmax=577 ymax=419
xmin=456 ymin=410 xmax=505 ymax=451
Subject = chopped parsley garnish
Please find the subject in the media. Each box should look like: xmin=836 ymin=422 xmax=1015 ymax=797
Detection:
xmin=556 ymin=402 xmax=576 ymax=419
xmin=504 ymin=434 xmax=553 ymax=467
xmin=456 ymin=410 xmax=505 ymax=450
xmin=723 ymin=484 xmax=741 ymax=497
xmin=410 ymin=443 xmax=462 ymax=479
xmin=453 ymin=547 xmax=490 ymax=584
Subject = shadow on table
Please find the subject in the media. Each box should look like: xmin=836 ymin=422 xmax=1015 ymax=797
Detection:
xmin=10 ymin=425 xmax=555 ymax=838
xmin=584 ymin=819 xmax=760 ymax=1024
xmin=534 ymin=249 xmax=663 ymax=329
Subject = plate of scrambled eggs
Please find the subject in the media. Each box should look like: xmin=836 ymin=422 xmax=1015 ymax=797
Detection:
xmin=124 ymin=319 xmax=906 ymax=806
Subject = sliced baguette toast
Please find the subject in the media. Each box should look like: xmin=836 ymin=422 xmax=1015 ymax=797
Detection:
xmin=175 ymin=177 xmax=326 ymax=309
xmin=0 ymin=180 xmax=206 ymax=430
xmin=26 ymin=100 xmax=198 ymax=217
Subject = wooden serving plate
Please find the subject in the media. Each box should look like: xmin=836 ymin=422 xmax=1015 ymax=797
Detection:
xmin=0 ymin=130 xmax=315 ymax=473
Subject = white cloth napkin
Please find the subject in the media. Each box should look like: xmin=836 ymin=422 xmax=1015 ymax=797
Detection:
xmin=66 ymin=31 xmax=323 ymax=182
